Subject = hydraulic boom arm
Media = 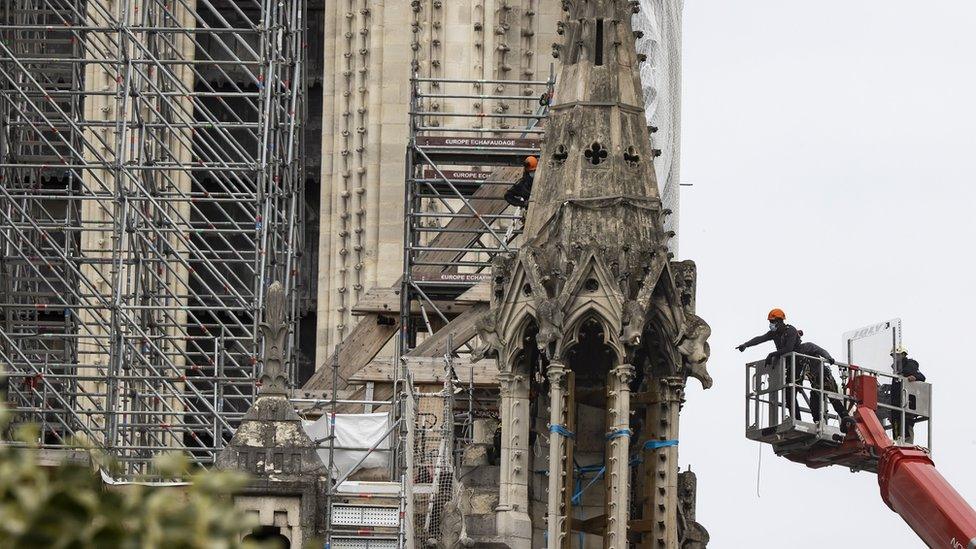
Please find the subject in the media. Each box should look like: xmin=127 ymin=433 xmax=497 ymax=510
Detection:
xmin=847 ymin=373 xmax=976 ymax=547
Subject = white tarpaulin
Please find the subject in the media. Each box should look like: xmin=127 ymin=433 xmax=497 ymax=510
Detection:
xmin=633 ymin=0 xmax=683 ymax=254
xmin=303 ymin=412 xmax=391 ymax=480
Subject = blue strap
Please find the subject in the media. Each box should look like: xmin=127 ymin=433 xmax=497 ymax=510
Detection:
xmin=550 ymin=424 xmax=575 ymax=438
xmin=605 ymin=429 xmax=632 ymax=440
xmin=571 ymin=466 xmax=606 ymax=506
xmin=642 ymin=439 xmax=679 ymax=451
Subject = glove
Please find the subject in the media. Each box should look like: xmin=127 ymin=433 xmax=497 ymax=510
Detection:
xmin=828 ymin=357 xmax=835 ymax=365
xmin=736 ymin=345 xmax=746 ymax=352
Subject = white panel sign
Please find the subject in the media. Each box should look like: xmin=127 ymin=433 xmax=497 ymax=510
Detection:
xmin=842 ymin=318 xmax=902 ymax=373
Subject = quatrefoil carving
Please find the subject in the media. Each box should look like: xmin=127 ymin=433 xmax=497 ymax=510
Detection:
xmin=624 ymin=146 xmax=640 ymax=166
xmin=583 ymin=142 xmax=608 ymax=165
xmin=553 ymin=144 xmax=568 ymax=164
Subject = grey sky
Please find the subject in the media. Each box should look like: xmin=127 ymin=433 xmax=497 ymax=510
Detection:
xmin=678 ymin=1 xmax=976 ymax=546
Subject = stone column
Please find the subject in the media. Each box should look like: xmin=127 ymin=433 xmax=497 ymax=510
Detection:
xmin=495 ymin=370 xmax=532 ymax=548
xmin=605 ymin=363 xmax=635 ymax=549
xmin=642 ymin=376 xmax=685 ymax=549
xmin=545 ymin=361 xmax=568 ymax=548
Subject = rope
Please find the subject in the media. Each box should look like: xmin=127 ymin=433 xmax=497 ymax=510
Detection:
xmin=756 ymin=442 xmax=763 ymax=498
xmin=550 ymin=424 xmax=575 ymax=438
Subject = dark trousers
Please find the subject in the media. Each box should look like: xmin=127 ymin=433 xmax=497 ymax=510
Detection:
xmin=803 ymin=361 xmax=849 ymax=422
xmin=890 ymin=380 xmax=918 ymax=442
xmin=783 ymin=361 xmax=806 ymax=420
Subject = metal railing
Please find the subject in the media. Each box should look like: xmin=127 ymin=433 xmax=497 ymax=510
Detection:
xmin=746 ymin=353 xmax=932 ymax=450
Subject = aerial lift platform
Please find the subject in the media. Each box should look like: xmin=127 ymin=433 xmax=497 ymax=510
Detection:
xmin=746 ymin=352 xmax=976 ymax=547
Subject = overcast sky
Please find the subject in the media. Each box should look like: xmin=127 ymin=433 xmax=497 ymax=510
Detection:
xmin=678 ymin=2 xmax=976 ymax=547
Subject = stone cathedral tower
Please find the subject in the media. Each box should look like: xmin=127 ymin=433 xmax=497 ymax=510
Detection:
xmin=479 ymin=1 xmax=711 ymax=547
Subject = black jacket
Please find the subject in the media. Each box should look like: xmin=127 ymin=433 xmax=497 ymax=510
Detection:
xmin=797 ymin=341 xmax=834 ymax=364
xmin=740 ymin=324 xmax=801 ymax=362
xmin=896 ymin=357 xmax=926 ymax=381
xmin=504 ymin=171 xmax=534 ymax=208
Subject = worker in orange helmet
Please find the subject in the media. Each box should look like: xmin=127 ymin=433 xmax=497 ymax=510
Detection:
xmin=504 ymin=155 xmax=538 ymax=208
xmin=737 ymin=308 xmax=805 ymax=419
xmin=736 ymin=308 xmax=801 ymax=363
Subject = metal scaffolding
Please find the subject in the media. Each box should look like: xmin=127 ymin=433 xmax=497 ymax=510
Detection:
xmin=0 ymin=0 xmax=305 ymax=477
xmin=399 ymin=73 xmax=553 ymax=353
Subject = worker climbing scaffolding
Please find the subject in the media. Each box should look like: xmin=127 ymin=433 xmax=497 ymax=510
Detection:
xmin=504 ymin=155 xmax=538 ymax=209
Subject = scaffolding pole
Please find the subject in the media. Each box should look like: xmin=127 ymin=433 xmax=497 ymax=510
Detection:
xmin=0 ymin=0 xmax=305 ymax=479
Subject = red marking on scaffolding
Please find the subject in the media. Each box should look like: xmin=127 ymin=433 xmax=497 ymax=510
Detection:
xmin=36 ymin=304 xmax=48 ymax=310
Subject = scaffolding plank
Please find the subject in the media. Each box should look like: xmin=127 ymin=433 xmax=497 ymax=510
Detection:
xmin=348 ymin=357 xmax=498 ymax=386
xmin=302 ymin=314 xmax=398 ymax=391
xmin=351 ymin=284 xmax=469 ymax=316
xmin=406 ymin=302 xmax=488 ymax=357
xmin=454 ymin=281 xmax=490 ymax=304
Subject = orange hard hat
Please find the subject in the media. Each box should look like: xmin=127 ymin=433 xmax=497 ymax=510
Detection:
xmin=524 ymin=156 xmax=538 ymax=171
xmin=767 ymin=308 xmax=786 ymax=321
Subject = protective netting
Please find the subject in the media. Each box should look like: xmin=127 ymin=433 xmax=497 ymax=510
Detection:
xmin=633 ymin=0 xmax=683 ymax=254
xmin=408 ymin=379 xmax=457 ymax=547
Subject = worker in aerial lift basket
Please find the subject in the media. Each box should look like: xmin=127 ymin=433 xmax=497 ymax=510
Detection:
xmin=888 ymin=346 xmax=927 ymax=443
xmin=736 ymin=308 xmax=806 ymax=419
xmin=504 ymin=155 xmax=538 ymax=209
xmin=792 ymin=339 xmax=851 ymax=424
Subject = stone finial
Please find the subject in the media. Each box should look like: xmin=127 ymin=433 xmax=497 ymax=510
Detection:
xmin=259 ymin=281 xmax=289 ymax=394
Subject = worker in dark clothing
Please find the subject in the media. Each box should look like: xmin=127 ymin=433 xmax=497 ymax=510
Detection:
xmin=736 ymin=308 xmax=800 ymax=364
xmin=890 ymin=346 xmax=926 ymax=443
xmin=737 ymin=308 xmax=805 ymax=419
xmin=795 ymin=341 xmax=850 ymax=423
xmin=504 ymin=155 xmax=537 ymax=208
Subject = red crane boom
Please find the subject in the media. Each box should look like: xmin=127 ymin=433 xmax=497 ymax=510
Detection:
xmin=845 ymin=373 xmax=976 ymax=547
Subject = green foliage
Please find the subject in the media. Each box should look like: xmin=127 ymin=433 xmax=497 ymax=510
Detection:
xmin=0 ymin=406 xmax=265 ymax=549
